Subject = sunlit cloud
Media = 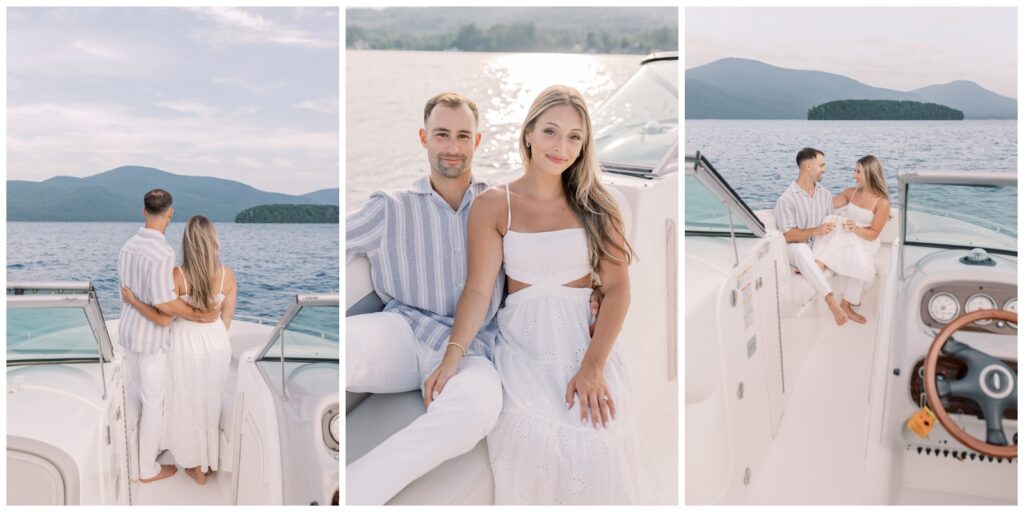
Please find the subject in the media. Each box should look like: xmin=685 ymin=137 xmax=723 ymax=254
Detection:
xmin=295 ymin=97 xmax=339 ymax=114
xmin=185 ymin=6 xmax=337 ymax=49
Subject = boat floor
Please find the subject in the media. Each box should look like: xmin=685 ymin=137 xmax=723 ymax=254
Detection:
xmin=130 ymin=451 xmax=231 ymax=505
xmin=747 ymin=277 xmax=882 ymax=504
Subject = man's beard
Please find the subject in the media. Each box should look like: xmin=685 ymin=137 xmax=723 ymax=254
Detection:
xmin=435 ymin=155 xmax=467 ymax=178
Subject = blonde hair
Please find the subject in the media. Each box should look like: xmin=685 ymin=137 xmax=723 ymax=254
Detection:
xmin=180 ymin=215 xmax=221 ymax=312
xmin=856 ymin=154 xmax=889 ymax=200
xmin=519 ymin=85 xmax=635 ymax=271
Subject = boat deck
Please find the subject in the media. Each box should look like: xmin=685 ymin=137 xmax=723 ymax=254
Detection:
xmin=748 ymin=253 xmax=885 ymax=504
xmin=130 ymin=451 xmax=232 ymax=505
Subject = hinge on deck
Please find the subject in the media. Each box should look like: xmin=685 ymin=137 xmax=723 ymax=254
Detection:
xmin=106 ymin=426 xmax=111 ymax=445
xmin=755 ymin=277 xmax=764 ymax=290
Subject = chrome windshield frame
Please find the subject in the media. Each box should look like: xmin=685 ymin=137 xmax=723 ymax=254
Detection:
xmin=255 ymin=293 xmax=340 ymax=401
xmin=898 ymin=169 xmax=1018 ymax=278
xmin=685 ymin=151 xmax=767 ymax=238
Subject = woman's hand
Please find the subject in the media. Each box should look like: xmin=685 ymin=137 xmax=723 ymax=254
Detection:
xmin=423 ymin=358 xmax=460 ymax=408
xmin=565 ymin=361 xmax=616 ymax=429
xmin=843 ymin=218 xmax=858 ymax=232
xmin=121 ymin=285 xmax=138 ymax=305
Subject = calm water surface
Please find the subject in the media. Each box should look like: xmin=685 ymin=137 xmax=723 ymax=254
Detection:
xmin=346 ymin=50 xmax=642 ymax=212
xmin=7 ymin=222 xmax=340 ymax=321
xmin=686 ymin=120 xmax=1017 ymax=230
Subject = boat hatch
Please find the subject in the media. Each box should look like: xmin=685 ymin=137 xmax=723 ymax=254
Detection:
xmin=256 ymin=294 xmax=340 ymax=398
xmin=7 ymin=281 xmax=114 ymax=365
xmin=593 ymin=54 xmax=678 ymax=178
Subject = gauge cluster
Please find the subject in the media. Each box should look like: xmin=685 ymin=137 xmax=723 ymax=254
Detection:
xmin=920 ymin=283 xmax=1017 ymax=334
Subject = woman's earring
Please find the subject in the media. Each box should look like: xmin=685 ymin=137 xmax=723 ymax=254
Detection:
xmin=526 ymin=140 xmax=530 ymax=148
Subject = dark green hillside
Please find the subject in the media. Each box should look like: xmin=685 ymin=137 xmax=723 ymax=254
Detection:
xmin=7 ymin=165 xmax=338 ymax=222
xmin=235 ymin=204 xmax=339 ymax=223
xmin=807 ymin=100 xmax=964 ymax=120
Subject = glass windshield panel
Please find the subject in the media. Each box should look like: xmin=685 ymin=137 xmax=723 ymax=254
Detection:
xmin=592 ymin=60 xmax=678 ymax=168
xmin=685 ymin=174 xmax=753 ymax=235
xmin=8 ymin=307 xmax=99 ymax=362
xmin=905 ymin=183 xmax=1017 ymax=253
xmin=262 ymin=305 xmax=339 ymax=361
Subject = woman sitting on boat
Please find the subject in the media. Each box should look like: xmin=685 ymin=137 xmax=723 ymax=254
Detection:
xmin=122 ymin=215 xmax=237 ymax=485
xmin=420 ymin=85 xmax=660 ymax=504
xmin=812 ymin=155 xmax=891 ymax=324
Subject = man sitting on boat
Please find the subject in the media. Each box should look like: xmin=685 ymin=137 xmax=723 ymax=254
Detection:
xmin=345 ymin=92 xmax=506 ymax=505
xmin=774 ymin=147 xmax=851 ymax=326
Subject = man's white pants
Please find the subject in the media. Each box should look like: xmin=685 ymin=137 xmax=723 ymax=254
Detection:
xmin=346 ymin=312 xmax=503 ymax=505
xmin=788 ymin=243 xmax=866 ymax=305
xmin=125 ymin=349 xmax=168 ymax=480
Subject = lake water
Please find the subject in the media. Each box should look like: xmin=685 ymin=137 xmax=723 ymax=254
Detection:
xmin=7 ymin=222 xmax=340 ymax=322
xmin=346 ymin=50 xmax=643 ymax=212
xmin=685 ymin=120 xmax=1018 ymax=229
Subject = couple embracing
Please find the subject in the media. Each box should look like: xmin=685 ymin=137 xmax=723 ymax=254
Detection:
xmin=347 ymin=86 xmax=661 ymax=505
xmin=777 ymin=147 xmax=891 ymax=325
xmin=117 ymin=189 xmax=236 ymax=486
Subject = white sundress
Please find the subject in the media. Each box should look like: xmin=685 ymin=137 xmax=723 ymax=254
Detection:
xmin=161 ymin=267 xmax=231 ymax=472
xmin=486 ymin=184 xmax=662 ymax=505
xmin=812 ymin=189 xmax=882 ymax=282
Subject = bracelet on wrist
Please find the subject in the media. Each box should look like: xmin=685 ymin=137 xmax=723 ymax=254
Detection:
xmin=445 ymin=341 xmax=467 ymax=357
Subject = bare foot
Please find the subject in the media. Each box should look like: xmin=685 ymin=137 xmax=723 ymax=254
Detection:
xmin=140 ymin=464 xmax=177 ymax=483
xmin=841 ymin=300 xmax=866 ymax=324
xmin=825 ymin=294 xmax=848 ymax=326
xmin=185 ymin=467 xmax=208 ymax=486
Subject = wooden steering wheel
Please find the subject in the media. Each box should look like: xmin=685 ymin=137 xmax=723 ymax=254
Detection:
xmin=924 ymin=309 xmax=1017 ymax=459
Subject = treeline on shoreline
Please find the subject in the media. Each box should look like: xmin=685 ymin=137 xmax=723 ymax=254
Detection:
xmin=235 ymin=204 xmax=339 ymax=224
xmin=808 ymin=100 xmax=964 ymax=120
xmin=347 ymin=22 xmax=677 ymax=55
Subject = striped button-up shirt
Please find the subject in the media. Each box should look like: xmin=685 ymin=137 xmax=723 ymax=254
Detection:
xmin=346 ymin=175 xmax=504 ymax=360
xmin=117 ymin=227 xmax=177 ymax=354
xmin=775 ymin=180 xmax=835 ymax=246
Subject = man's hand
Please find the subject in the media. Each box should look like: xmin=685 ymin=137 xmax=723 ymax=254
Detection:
xmin=423 ymin=359 xmax=460 ymax=408
xmin=815 ymin=222 xmax=835 ymax=237
xmin=193 ymin=305 xmax=221 ymax=323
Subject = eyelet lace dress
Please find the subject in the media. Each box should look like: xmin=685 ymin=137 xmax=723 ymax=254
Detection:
xmin=160 ymin=267 xmax=231 ymax=472
xmin=486 ymin=184 xmax=666 ymax=504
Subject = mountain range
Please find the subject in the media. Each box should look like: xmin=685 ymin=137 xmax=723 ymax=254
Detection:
xmin=686 ymin=58 xmax=1017 ymax=120
xmin=8 ymin=166 xmax=339 ymax=222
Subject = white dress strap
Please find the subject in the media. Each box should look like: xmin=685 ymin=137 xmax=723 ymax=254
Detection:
xmin=219 ymin=266 xmax=226 ymax=294
xmin=505 ymin=183 xmax=512 ymax=232
xmin=869 ymin=195 xmax=882 ymax=212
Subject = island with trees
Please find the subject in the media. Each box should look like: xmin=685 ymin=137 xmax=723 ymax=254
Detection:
xmin=807 ymin=100 xmax=964 ymax=120
xmin=235 ymin=204 xmax=339 ymax=224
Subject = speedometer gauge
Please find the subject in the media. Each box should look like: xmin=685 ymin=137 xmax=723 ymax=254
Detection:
xmin=965 ymin=293 xmax=996 ymax=325
xmin=1004 ymin=298 xmax=1017 ymax=328
xmin=928 ymin=292 xmax=959 ymax=323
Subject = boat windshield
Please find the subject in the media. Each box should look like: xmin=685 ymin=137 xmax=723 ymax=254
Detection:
xmin=685 ymin=174 xmax=753 ymax=236
xmin=7 ymin=284 xmax=110 ymax=364
xmin=685 ymin=153 xmax=765 ymax=237
xmin=592 ymin=58 xmax=677 ymax=169
xmin=260 ymin=299 xmax=339 ymax=362
xmin=905 ymin=181 xmax=1017 ymax=254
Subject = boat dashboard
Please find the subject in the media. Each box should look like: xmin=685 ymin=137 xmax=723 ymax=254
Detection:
xmin=896 ymin=245 xmax=1017 ymax=454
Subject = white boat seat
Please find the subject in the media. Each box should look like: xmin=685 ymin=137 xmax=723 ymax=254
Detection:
xmin=758 ymin=208 xmax=897 ymax=315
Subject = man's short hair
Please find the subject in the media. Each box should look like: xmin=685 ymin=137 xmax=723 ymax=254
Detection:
xmin=796 ymin=147 xmax=824 ymax=167
xmin=144 ymin=188 xmax=173 ymax=215
xmin=423 ymin=92 xmax=479 ymax=128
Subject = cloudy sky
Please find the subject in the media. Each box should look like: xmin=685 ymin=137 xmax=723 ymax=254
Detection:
xmin=686 ymin=7 xmax=1017 ymax=98
xmin=8 ymin=7 xmax=339 ymax=195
